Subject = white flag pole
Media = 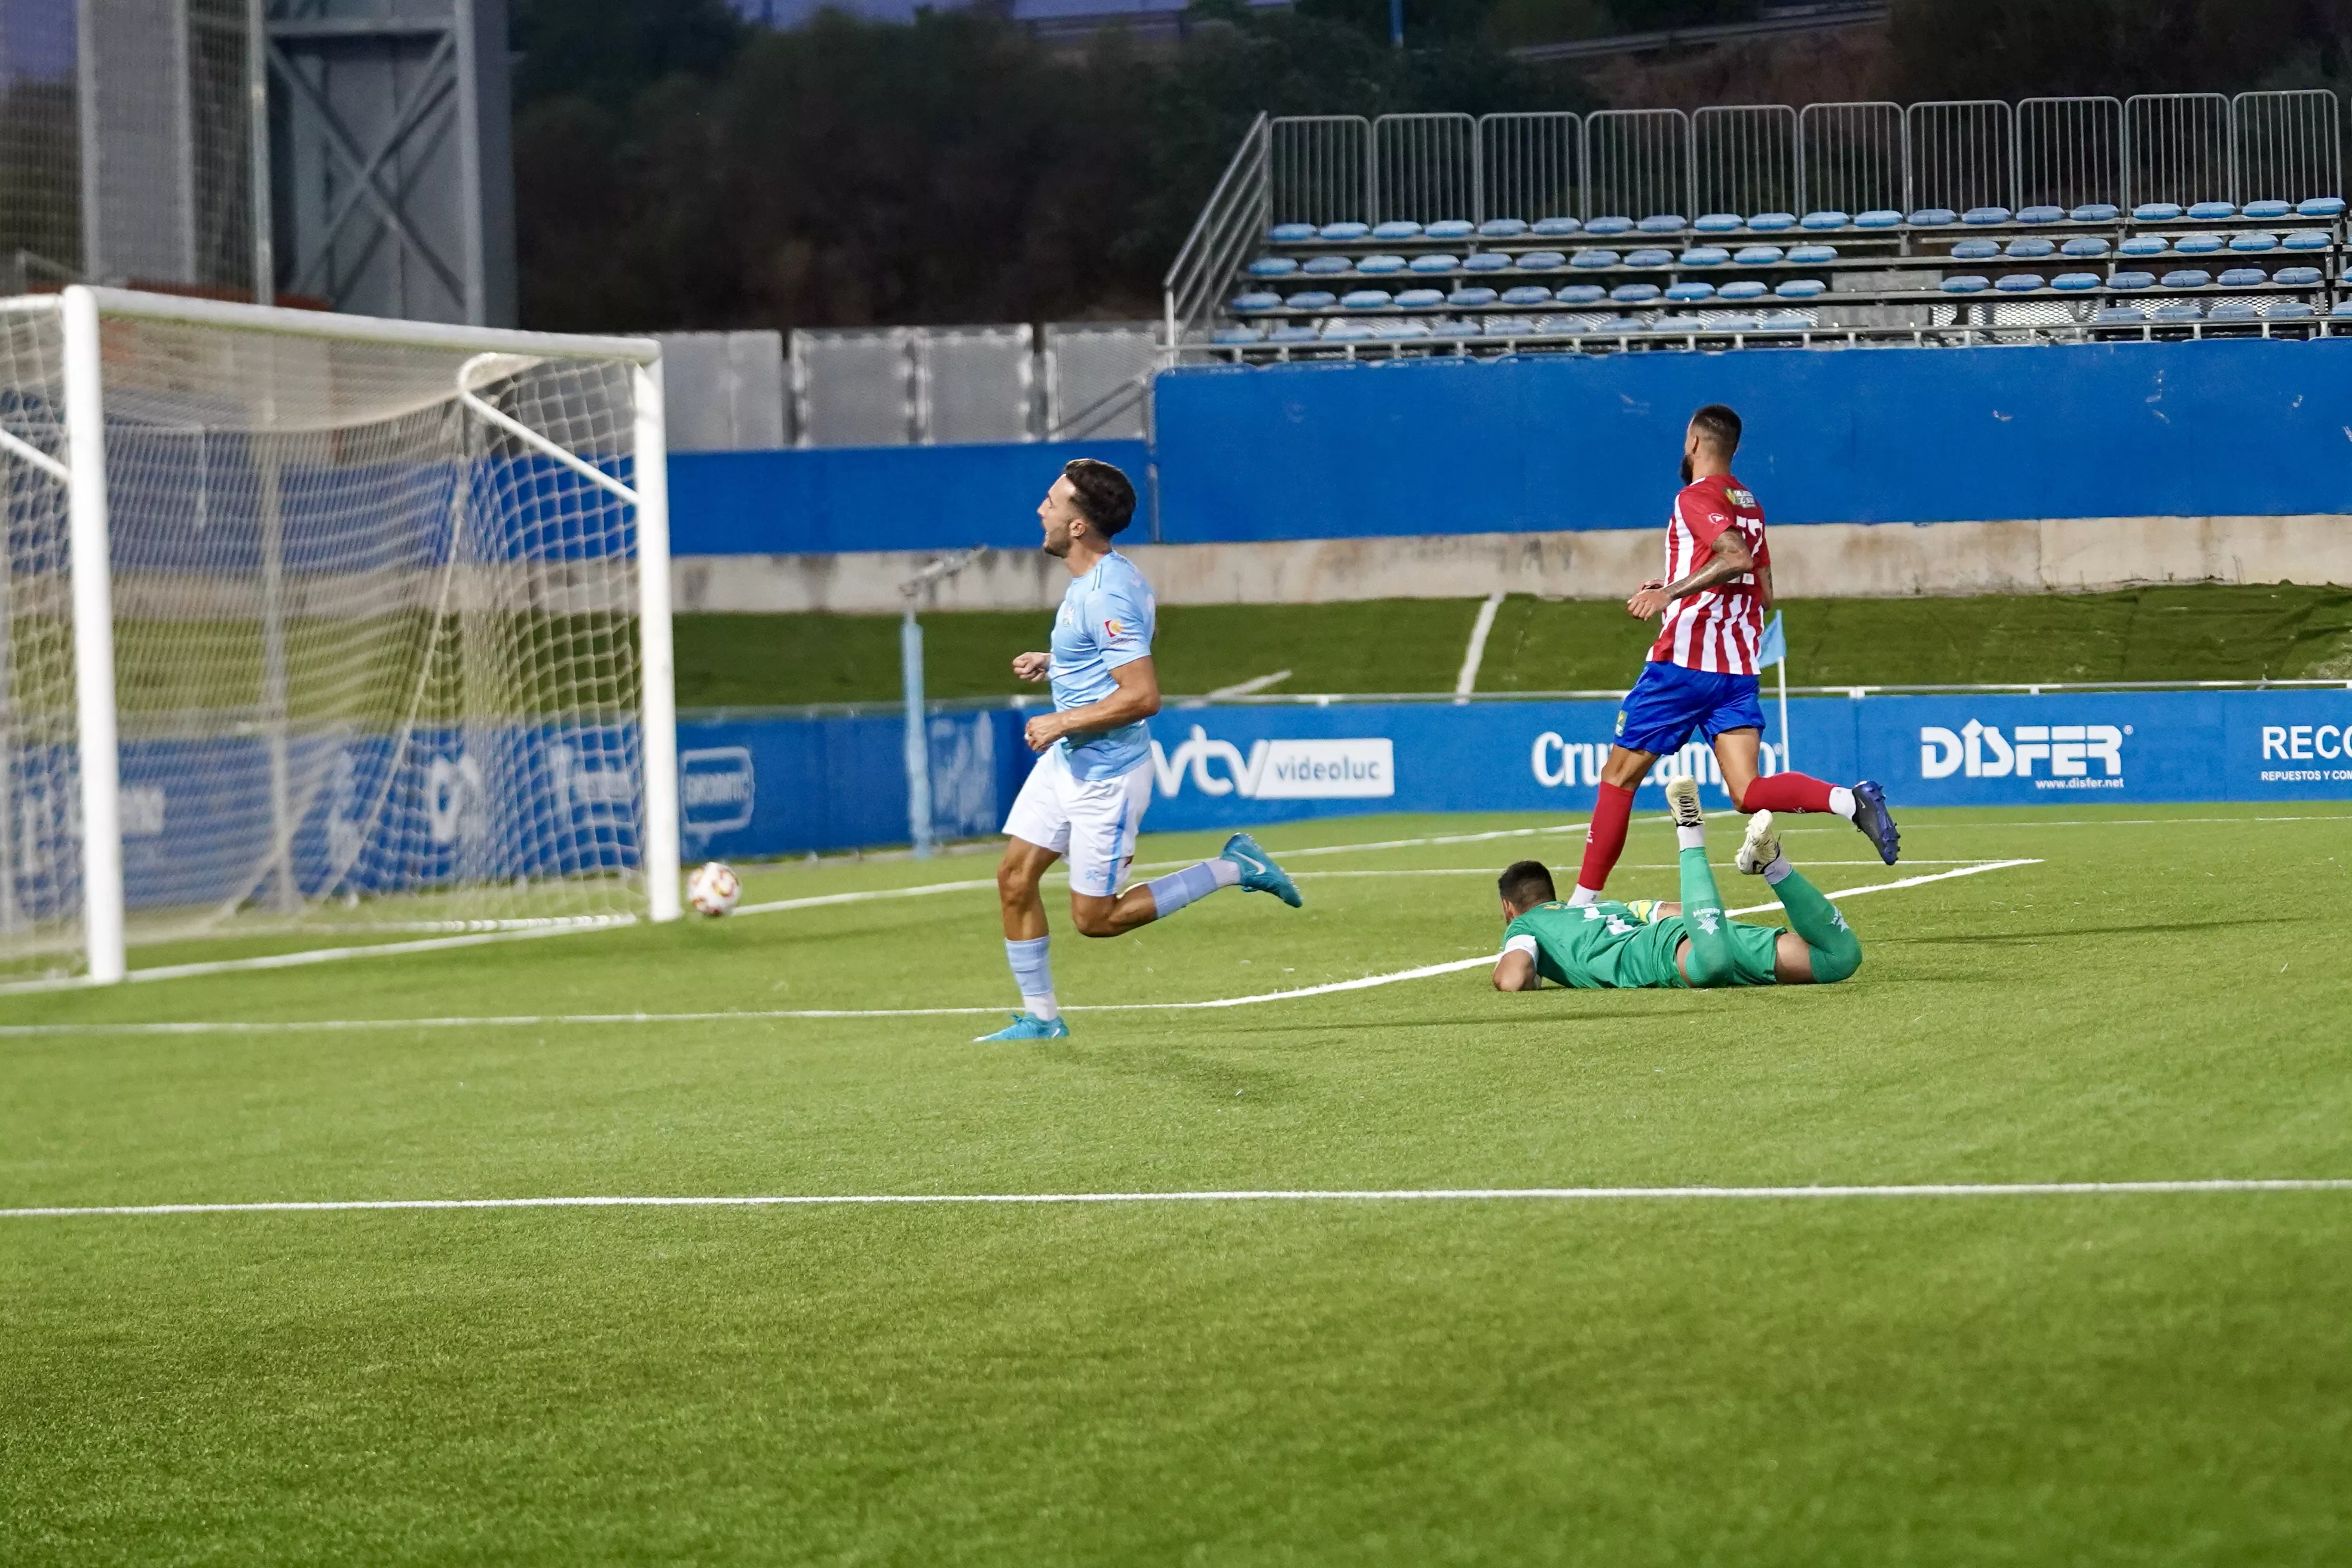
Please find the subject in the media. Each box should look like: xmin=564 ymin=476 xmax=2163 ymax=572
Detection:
xmin=1777 ymin=632 xmax=1792 ymax=773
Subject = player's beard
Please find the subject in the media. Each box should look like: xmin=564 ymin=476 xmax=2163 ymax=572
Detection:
xmin=1679 ymin=454 xmax=1693 ymax=484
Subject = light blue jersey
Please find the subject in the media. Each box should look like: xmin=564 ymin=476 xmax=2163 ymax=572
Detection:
xmin=1049 ymin=550 xmax=1156 ymax=781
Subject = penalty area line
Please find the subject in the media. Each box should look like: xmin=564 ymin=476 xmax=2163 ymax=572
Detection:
xmin=6 ymin=1178 xmax=2349 ymax=1221
xmin=0 ymin=858 xmax=2041 ymax=1036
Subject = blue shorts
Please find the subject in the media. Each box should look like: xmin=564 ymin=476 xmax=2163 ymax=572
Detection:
xmin=1615 ymin=660 xmax=1766 ymax=757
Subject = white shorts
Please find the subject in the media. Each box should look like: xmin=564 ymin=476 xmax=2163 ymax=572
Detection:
xmin=1003 ymin=743 xmax=1154 ymax=898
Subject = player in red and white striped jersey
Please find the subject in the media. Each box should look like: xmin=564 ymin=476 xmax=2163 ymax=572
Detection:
xmin=1567 ymin=404 xmax=1900 ymax=906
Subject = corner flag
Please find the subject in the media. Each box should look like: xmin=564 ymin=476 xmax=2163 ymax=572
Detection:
xmin=1757 ymin=611 xmax=1786 ymax=669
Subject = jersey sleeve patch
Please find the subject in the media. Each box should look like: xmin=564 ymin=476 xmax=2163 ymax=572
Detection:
xmin=1094 ymin=573 xmax=1154 ymax=670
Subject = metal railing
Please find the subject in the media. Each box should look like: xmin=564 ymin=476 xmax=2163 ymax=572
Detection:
xmin=1230 ymin=90 xmax=2345 ymax=237
xmin=1165 ymin=111 xmax=1271 ymax=349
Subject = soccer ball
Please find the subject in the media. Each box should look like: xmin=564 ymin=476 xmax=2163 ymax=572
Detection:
xmin=687 ymin=860 xmax=740 ymax=917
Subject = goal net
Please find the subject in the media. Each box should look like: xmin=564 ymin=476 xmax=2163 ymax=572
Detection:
xmin=0 ymin=287 xmax=679 ymax=983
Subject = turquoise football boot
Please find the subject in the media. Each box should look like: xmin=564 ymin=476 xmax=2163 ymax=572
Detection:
xmin=1219 ymin=832 xmax=1303 ymax=908
xmin=972 ymin=1012 xmax=1071 ymax=1043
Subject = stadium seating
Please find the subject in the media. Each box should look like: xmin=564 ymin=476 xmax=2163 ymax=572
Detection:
xmin=1211 ymin=99 xmax=2346 ymax=362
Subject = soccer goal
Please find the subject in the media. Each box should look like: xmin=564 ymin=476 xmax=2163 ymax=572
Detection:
xmin=0 ymin=287 xmax=681 ymax=984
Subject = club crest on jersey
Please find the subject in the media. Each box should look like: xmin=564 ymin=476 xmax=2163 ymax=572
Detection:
xmin=1104 ymin=618 xmax=1126 ymax=639
xmin=1726 ymin=487 xmax=1757 ymax=508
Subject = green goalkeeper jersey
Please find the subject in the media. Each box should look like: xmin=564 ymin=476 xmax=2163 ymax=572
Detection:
xmin=1503 ymin=900 xmax=1779 ymax=990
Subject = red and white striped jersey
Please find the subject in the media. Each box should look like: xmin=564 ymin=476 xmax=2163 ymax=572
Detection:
xmin=1648 ymin=473 xmax=1770 ymax=675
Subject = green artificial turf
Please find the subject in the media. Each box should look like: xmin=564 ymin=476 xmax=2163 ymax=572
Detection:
xmin=4 ymin=804 xmax=2351 ymax=1563
xmin=674 ymin=584 xmax=2352 ymax=708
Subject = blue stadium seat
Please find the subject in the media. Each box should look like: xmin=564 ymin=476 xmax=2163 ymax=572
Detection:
xmin=2152 ymin=303 xmax=2203 ymax=322
xmin=2052 ymin=272 xmax=2100 ymax=291
xmin=1553 ymin=284 xmax=1606 ymax=305
xmin=2160 ymin=269 xmax=2213 ymax=288
xmin=1664 ymin=280 xmax=1716 ymax=302
xmin=1462 ymin=252 xmax=1511 ymax=272
xmin=1748 ymin=212 xmax=1797 ymax=231
xmin=2071 ymin=203 xmax=2121 ymax=221
xmin=1358 ymin=254 xmax=1408 ymax=274
xmin=1756 ymin=310 xmax=1815 ymax=329
xmin=1962 ymin=206 xmax=2013 ymax=225
xmin=1431 ymin=319 xmax=1480 ymax=339
xmin=1303 ymin=254 xmax=1352 ymax=275
xmin=1231 ymin=291 xmax=1282 ymax=311
xmin=2061 ymin=237 xmax=2112 ymax=258
xmin=1371 ymin=219 xmax=1423 ymax=241
xmin=1942 ymin=275 xmax=1990 ymax=293
xmin=1856 ymin=209 xmax=1903 ymax=228
xmin=1395 ymin=288 xmax=1447 ymax=310
xmin=1532 ymin=216 xmax=1584 ymax=237
xmin=2131 ymin=202 xmax=2183 ymax=221
xmin=1694 ymin=213 xmax=1745 ymax=233
xmin=1426 ymin=219 xmax=1475 ymax=240
xmin=2187 ymin=201 xmax=2236 ymax=220
xmin=2336 ymin=300 xmax=2352 ymax=318
xmin=1287 ymin=289 xmax=1337 ymax=309
xmin=2096 ymin=305 xmax=2145 ymax=323
xmin=1625 ymin=247 xmax=1673 ymax=267
xmin=1318 ymin=220 xmax=1371 ymax=240
xmin=1323 ymin=319 xmax=1376 ymax=341
xmin=1478 ymin=218 xmax=1530 ymax=238
xmin=1269 ymin=324 xmax=1321 ymax=343
xmin=2004 ymin=237 xmax=2056 ymax=258
xmin=2017 ymin=205 xmax=2066 ymax=224
xmin=1542 ymin=316 xmax=1593 ymax=335
xmin=1586 ymin=215 xmax=1635 ymax=235
xmin=1650 ymin=314 xmax=1709 ymax=332
xmin=1341 ymin=289 xmax=1394 ymax=309
xmin=1788 ymin=243 xmax=1839 ymax=264
xmin=1718 ymin=280 xmax=1768 ymax=301
xmin=2106 ymin=271 xmax=2155 ymax=289
xmin=2206 ymin=301 xmax=2260 ymax=321
xmin=2242 ymin=200 xmax=2293 ymax=220
xmin=2298 ymin=197 xmax=2347 ymax=217
xmin=1268 ymin=223 xmax=1317 ymax=243
xmin=1800 ymin=210 xmax=1849 ymax=230
xmin=1680 ymin=246 xmax=1730 ymax=265
xmin=1732 ymin=244 xmax=1785 ymax=264
xmin=1447 ymin=286 xmax=1499 ymax=308
xmin=1612 ymin=282 xmax=1662 ymax=304
xmin=1408 ymin=253 xmax=1459 ymax=274
xmin=1952 ymin=240 xmax=2000 ymax=261
xmin=1501 ymin=285 xmax=1554 ymax=306
xmin=1775 ymin=278 xmax=1827 ymax=298
xmin=1483 ymin=316 xmax=1535 ymax=335
xmin=1213 ymin=324 xmax=1263 ymax=344
xmin=2118 ymin=235 xmax=2169 ymax=256
xmin=2268 ymin=300 xmax=2316 ymax=318
xmin=1638 ymin=214 xmax=1688 ymax=233
xmin=1570 ymin=249 xmax=1620 ymax=268
xmin=2217 ymin=267 xmax=2267 ymax=287
xmin=1248 ymin=257 xmax=1299 ymax=277
xmin=1995 ymin=273 xmax=2043 ymax=292
xmin=2274 ymin=265 xmax=2323 ymax=286
xmin=2282 ymin=229 xmax=2332 ymax=250
xmin=1710 ymin=313 xmax=1760 ymax=330
xmin=1518 ymin=250 xmax=1567 ymax=271
xmin=1908 ymin=207 xmax=1957 ymax=226
xmin=2229 ymin=231 xmax=2278 ymax=252
xmin=2173 ymin=234 xmax=2224 ymax=255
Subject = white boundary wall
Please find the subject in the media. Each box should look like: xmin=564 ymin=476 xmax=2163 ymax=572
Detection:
xmin=672 ymin=514 xmax=2352 ymax=615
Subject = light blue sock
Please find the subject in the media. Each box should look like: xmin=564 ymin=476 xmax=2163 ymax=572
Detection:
xmin=1145 ymin=858 xmax=1239 ymax=920
xmin=1005 ymin=935 xmax=1056 ymax=1021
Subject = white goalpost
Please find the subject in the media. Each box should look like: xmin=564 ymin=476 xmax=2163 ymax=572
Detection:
xmin=0 ymin=286 xmax=681 ymax=984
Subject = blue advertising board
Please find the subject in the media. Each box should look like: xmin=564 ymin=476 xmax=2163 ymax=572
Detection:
xmin=671 ymin=688 xmax=2352 ymax=862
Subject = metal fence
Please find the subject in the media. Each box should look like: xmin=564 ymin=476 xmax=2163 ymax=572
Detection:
xmin=657 ymin=332 xmax=789 ymax=453
xmin=1249 ymin=90 xmax=2349 ymax=227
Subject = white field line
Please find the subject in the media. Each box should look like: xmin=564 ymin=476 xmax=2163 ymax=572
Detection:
xmin=1455 ymin=590 xmax=1506 ymax=697
xmin=7 ymin=1178 xmax=2348 ymax=1221
xmin=1290 ymin=860 xmax=1987 ymax=878
xmin=0 ymin=860 xmax=2040 ymax=1036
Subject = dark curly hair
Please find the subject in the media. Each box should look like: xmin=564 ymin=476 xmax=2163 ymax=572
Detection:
xmin=1062 ymin=458 xmax=1137 ymax=537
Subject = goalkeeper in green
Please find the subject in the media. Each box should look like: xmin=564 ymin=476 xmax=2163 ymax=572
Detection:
xmin=1492 ymin=776 xmax=1864 ymax=992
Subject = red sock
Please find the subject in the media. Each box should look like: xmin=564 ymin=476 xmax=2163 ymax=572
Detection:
xmin=1576 ymin=782 xmax=1636 ymax=894
xmin=1740 ymin=772 xmax=1836 ymax=814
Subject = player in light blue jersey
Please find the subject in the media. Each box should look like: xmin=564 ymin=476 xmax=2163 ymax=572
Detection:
xmin=978 ymin=459 xmax=1303 ymax=1042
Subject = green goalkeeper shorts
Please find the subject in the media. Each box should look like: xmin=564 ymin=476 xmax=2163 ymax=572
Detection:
xmin=1646 ymin=916 xmax=1784 ymax=989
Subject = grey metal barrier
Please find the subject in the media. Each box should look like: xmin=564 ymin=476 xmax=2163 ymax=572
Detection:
xmin=1043 ymin=322 xmax=1160 ymax=442
xmin=1797 ymin=100 xmax=1904 ymax=216
xmin=656 ymin=331 xmax=788 ymax=453
xmin=1478 ymin=112 xmax=1581 ymax=224
xmin=2126 ymin=92 xmax=2232 ymax=209
xmin=1373 ymin=112 xmax=1478 ymax=225
xmin=1693 ymin=103 xmax=1799 ymax=219
xmin=1906 ymin=99 xmax=2013 ymax=214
